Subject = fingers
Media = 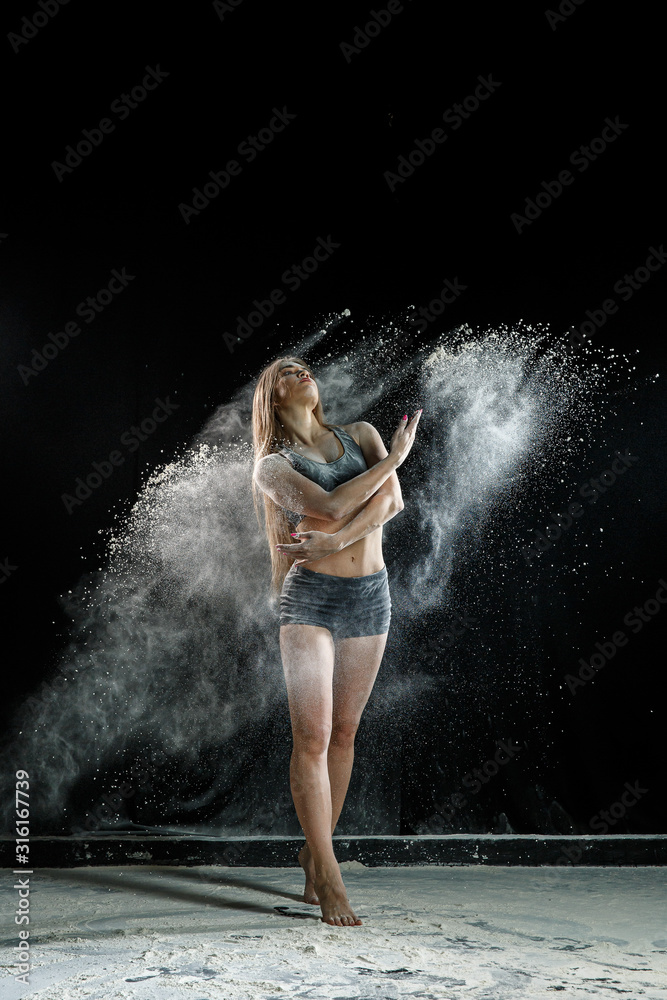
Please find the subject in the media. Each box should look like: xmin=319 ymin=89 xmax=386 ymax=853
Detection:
xmin=398 ymin=409 xmax=422 ymax=428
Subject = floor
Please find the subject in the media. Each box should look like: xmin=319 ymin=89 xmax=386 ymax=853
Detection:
xmin=1 ymin=863 xmax=666 ymax=999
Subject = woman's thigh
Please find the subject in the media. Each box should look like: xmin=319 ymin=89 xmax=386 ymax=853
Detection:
xmin=331 ymin=633 xmax=388 ymax=730
xmin=280 ymin=623 xmax=336 ymax=744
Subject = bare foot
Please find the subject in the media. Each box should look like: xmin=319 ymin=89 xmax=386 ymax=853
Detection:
xmin=298 ymin=844 xmax=319 ymax=905
xmin=315 ymin=873 xmax=362 ymax=926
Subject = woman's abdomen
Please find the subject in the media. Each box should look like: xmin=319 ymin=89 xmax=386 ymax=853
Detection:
xmin=293 ymin=505 xmax=385 ymax=577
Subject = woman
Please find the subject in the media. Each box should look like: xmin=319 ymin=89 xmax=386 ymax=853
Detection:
xmin=252 ymin=356 xmax=421 ymax=927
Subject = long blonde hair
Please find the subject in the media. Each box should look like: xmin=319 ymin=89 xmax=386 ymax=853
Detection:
xmin=251 ymin=356 xmax=335 ymax=596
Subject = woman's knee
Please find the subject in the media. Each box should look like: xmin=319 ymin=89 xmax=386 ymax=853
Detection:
xmin=329 ymin=720 xmax=359 ymax=749
xmin=292 ymin=722 xmax=332 ymax=757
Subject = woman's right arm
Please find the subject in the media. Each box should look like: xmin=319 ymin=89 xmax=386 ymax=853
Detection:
xmin=253 ymin=410 xmax=421 ymax=522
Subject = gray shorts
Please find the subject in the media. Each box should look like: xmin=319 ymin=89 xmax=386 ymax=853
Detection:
xmin=279 ymin=564 xmax=391 ymax=639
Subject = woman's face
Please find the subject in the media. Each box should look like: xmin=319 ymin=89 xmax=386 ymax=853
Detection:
xmin=273 ymin=360 xmax=319 ymax=411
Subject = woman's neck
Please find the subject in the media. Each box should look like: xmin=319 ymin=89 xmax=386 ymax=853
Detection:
xmin=277 ymin=409 xmax=326 ymax=450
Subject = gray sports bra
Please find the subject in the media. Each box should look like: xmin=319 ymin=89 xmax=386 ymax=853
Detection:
xmin=277 ymin=425 xmax=368 ymax=527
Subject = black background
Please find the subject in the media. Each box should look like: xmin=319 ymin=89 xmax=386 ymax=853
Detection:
xmin=1 ymin=0 xmax=665 ymax=835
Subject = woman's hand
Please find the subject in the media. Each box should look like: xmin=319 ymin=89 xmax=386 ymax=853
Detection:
xmin=275 ymin=530 xmax=340 ymax=565
xmin=389 ymin=409 xmax=422 ymax=468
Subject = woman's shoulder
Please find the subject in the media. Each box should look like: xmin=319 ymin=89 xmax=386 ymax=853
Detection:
xmin=335 ymin=421 xmax=374 ymax=448
xmin=255 ymin=449 xmax=292 ymax=465
xmin=253 ymin=450 xmax=294 ymax=482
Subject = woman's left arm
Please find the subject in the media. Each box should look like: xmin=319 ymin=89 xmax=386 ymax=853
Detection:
xmin=332 ymin=489 xmax=402 ymax=553
xmin=331 ymin=421 xmax=403 ymax=551
xmin=276 ymin=423 xmax=404 ymax=563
